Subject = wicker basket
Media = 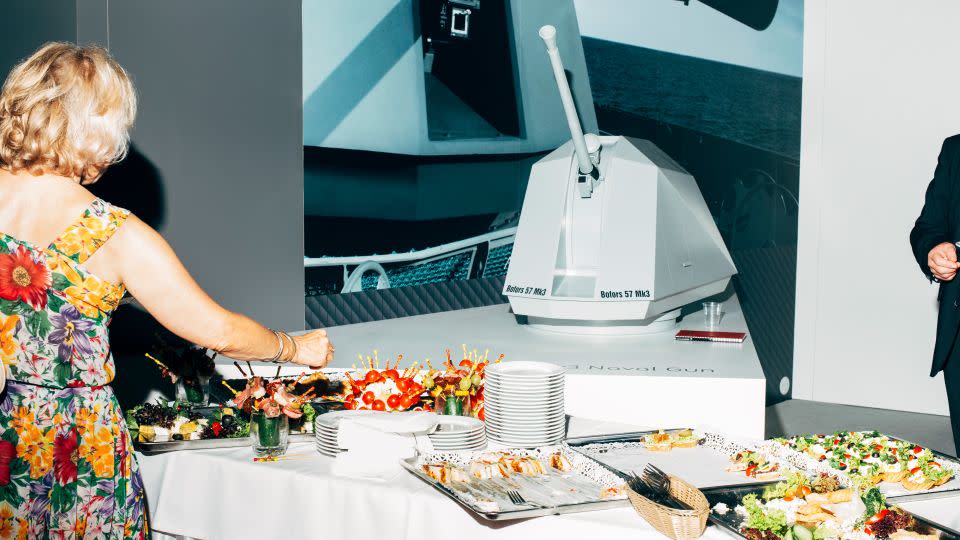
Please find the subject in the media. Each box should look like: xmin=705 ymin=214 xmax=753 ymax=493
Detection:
xmin=626 ymin=475 xmax=710 ymax=540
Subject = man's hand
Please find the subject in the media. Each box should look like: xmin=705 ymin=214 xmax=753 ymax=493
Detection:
xmin=928 ymin=242 xmax=960 ymax=281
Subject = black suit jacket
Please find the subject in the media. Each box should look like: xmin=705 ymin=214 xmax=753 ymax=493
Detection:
xmin=911 ymin=135 xmax=960 ymax=376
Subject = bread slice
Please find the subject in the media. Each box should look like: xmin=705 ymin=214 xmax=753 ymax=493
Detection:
xmin=753 ymin=470 xmax=782 ymax=481
xmin=901 ymin=477 xmax=935 ymax=491
xmin=645 ymin=442 xmax=674 ymax=452
xmin=882 ymin=470 xmax=907 ymax=483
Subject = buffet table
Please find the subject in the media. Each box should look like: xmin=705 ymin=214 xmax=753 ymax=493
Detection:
xmin=140 ymin=418 xmax=719 ymax=540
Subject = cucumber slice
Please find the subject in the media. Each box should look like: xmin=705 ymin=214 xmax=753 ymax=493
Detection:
xmin=785 ymin=529 xmax=794 ymax=540
xmin=793 ymin=525 xmax=814 ymax=540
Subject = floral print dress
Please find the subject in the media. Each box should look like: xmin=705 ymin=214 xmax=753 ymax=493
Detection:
xmin=0 ymin=199 xmax=148 ymax=539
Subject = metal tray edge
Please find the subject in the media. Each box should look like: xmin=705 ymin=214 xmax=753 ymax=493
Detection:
xmin=399 ymin=456 xmax=629 ymax=521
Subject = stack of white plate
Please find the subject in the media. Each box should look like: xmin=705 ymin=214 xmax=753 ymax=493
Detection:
xmin=314 ymin=410 xmax=376 ymax=457
xmin=428 ymin=416 xmax=486 ymax=451
xmin=483 ymin=361 xmax=566 ymax=447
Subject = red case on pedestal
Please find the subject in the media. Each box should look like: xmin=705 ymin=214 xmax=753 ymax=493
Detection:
xmin=674 ymin=330 xmax=747 ymax=343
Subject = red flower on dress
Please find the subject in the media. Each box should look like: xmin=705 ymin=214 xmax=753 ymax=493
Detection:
xmin=0 ymin=245 xmax=51 ymax=310
xmin=53 ymin=429 xmax=79 ymax=485
xmin=0 ymin=440 xmax=14 ymax=486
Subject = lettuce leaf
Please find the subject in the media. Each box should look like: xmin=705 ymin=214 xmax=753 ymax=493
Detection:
xmin=743 ymin=494 xmax=789 ymax=536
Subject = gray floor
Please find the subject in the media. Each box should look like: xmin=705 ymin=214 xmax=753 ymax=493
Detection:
xmin=766 ymin=399 xmax=956 ymax=457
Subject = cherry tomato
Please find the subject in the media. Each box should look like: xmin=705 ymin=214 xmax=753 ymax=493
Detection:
xmin=399 ymin=394 xmax=418 ymax=410
xmin=477 ymin=406 xmax=485 ymax=421
xmin=387 ymin=394 xmax=402 ymax=409
xmin=344 ymin=400 xmax=357 ymax=410
xmin=459 ymin=359 xmax=473 ymax=368
xmin=372 ymin=400 xmax=386 ymax=411
xmin=913 ymin=446 xmax=924 ymax=454
xmin=421 ymin=403 xmax=432 ymax=412
xmin=396 ymin=378 xmax=411 ymax=393
xmin=407 ymin=383 xmax=424 ymax=396
xmin=383 ymin=369 xmax=399 ymax=381
xmin=361 ymin=391 xmax=375 ymax=405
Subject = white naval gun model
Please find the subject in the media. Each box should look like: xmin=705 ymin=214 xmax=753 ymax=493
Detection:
xmin=503 ymin=25 xmax=737 ymax=335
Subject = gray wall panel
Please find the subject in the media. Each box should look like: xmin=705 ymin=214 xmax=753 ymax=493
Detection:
xmin=76 ymin=0 xmax=108 ymax=47
xmin=0 ymin=0 xmax=76 ymax=75
xmin=104 ymin=1 xmax=305 ymax=330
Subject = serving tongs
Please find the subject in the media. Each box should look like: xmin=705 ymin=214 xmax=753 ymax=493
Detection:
xmin=628 ymin=464 xmax=691 ymax=510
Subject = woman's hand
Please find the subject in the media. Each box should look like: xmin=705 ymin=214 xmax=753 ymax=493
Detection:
xmin=290 ymin=329 xmax=334 ymax=369
xmin=928 ymin=242 xmax=960 ymax=281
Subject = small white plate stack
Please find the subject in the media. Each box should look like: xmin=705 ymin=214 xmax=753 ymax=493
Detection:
xmin=428 ymin=416 xmax=486 ymax=451
xmin=483 ymin=361 xmax=566 ymax=447
xmin=314 ymin=410 xmax=375 ymax=457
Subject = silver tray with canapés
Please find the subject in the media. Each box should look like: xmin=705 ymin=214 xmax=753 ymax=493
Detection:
xmin=400 ymin=446 xmax=629 ymax=521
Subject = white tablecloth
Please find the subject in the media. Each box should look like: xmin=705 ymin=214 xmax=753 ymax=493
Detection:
xmin=138 ymin=418 xmax=960 ymax=540
xmin=138 ymin=418 xmax=731 ymax=540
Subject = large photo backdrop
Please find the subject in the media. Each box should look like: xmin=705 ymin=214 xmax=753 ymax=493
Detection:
xmin=302 ymin=0 xmax=802 ymax=402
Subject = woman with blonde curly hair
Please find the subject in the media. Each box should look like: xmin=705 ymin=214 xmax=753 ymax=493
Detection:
xmin=0 ymin=43 xmax=334 ymax=537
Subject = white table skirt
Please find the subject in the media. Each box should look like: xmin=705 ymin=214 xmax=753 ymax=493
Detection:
xmin=138 ymin=418 xmax=731 ymax=540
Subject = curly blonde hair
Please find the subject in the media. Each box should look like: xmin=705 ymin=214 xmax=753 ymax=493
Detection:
xmin=0 ymin=42 xmax=136 ymax=184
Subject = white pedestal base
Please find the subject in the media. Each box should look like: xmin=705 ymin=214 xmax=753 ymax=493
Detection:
xmin=220 ymin=294 xmax=766 ymax=441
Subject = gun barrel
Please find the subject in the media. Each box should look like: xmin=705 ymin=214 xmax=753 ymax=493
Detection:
xmin=538 ymin=25 xmax=593 ymax=175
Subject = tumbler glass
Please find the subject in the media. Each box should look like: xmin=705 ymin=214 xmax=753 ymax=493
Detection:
xmin=702 ymin=301 xmax=724 ymax=328
xmin=250 ymin=411 xmax=289 ymax=457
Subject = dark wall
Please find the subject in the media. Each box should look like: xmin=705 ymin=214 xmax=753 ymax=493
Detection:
xmin=0 ymin=2 xmax=305 ymax=407
xmin=2 ymin=1 xmax=305 ymax=332
xmin=87 ymin=1 xmax=305 ymax=332
xmin=0 ymin=1 xmax=76 ymax=74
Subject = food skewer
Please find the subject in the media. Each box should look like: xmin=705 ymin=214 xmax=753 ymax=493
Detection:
xmin=221 ymin=380 xmax=241 ymax=396
xmin=234 ymin=361 xmax=248 ymax=378
xmin=144 ymin=353 xmax=170 ymax=371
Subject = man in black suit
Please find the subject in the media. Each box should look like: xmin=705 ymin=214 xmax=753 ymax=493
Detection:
xmin=911 ymin=135 xmax=960 ymax=457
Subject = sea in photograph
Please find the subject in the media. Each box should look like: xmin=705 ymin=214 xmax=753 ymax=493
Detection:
xmin=582 ymin=37 xmax=802 ymax=160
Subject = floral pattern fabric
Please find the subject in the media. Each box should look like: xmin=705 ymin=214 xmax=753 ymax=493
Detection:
xmin=0 ymin=199 xmax=148 ymax=539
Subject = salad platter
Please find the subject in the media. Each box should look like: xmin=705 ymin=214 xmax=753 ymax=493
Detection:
xmin=704 ymin=474 xmax=960 ymax=540
xmin=762 ymin=432 xmax=960 ymax=502
xmin=400 ymin=447 xmax=629 ymax=521
xmin=565 ymin=429 xmax=793 ymax=490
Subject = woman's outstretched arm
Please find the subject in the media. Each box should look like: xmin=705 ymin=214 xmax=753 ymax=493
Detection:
xmin=110 ymin=214 xmax=331 ymax=367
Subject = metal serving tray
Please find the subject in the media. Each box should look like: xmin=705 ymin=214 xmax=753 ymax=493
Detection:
xmin=565 ymin=430 xmax=780 ymax=490
xmin=703 ymin=482 xmax=960 ymax=540
xmin=765 ymin=432 xmax=960 ymax=503
xmin=400 ymin=448 xmax=630 ymax=521
xmin=134 ymin=431 xmax=314 ymax=454
xmin=132 ymin=399 xmax=343 ymax=454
